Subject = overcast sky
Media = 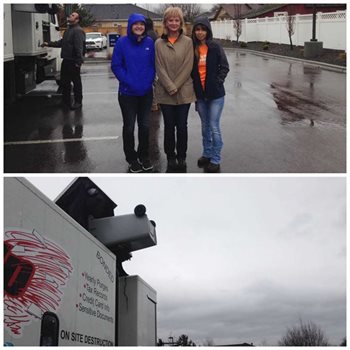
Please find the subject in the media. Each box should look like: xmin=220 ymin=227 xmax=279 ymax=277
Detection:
xmin=136 ymin=3 xmax=214 ymax=12
xmin=26 ymin=176 xmax=346 ymax=346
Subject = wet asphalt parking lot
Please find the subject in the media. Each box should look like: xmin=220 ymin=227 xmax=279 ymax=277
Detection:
xmin=4 ymin=49 xmax=346 ymax=173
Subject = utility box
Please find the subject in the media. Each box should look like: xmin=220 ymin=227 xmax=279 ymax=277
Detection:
xmin=118 ymin=276 xmax=157 ymax=346
xmin=12 ymin=11 xmax=48 ymax=56
xmin=89 ymin=214 xmax=157 ymax=253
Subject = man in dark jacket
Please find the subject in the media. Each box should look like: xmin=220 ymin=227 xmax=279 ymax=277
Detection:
xmin=42 ymin=12 xmax=86 ymax=110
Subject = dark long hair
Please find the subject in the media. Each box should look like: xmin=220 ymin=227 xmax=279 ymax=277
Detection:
xmin=192 ymin=23 xmax=209 ymax=59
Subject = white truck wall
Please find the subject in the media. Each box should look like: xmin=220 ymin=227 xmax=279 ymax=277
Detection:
xmin=49 ymin=22 xmax=62 ymax=72
xmin=12 ymin=4 xmax=44 ymax=12
xmin=4 ymin=178 xmax=116 ymax=346
xmin=4 ymin=4 xmax=14 ymax=62
xmin=118 ymin=275 xmax=157 ymax=346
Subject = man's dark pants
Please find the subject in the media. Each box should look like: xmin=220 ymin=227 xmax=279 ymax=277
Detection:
xmin=60 ymin=59 xmax=83 ymax=106
xmin=118 ymin=91 xmax=153 ymax=164
xmin=160 ymin=103 xmax=191 ymax=161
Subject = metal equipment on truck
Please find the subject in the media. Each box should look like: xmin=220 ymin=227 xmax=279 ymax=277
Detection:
xmin=4 ymin=177 xmax=157 ymax=346
xmin=4 ymin=4 xmax=61 ymax=103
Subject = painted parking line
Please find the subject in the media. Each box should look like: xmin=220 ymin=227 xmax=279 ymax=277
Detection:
xmin=4 ymin=136 xmax=119 ymax=146
xmin=83 ymin=73 xmax=116 ymax=77
xmin=26 ymin=91 xmax=117 ymax=97
xmin=83 ymin=92 xmax=117 ymax=95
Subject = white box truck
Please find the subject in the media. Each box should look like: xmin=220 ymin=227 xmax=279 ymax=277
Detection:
xmin=4 ymin=4 xmax=62 ymax=103
xmin=4 ymin=177 xmax=158 ymax=346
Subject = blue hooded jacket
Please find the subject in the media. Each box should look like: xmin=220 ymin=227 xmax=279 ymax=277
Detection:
xmin=111 ymin=13 xmax=155 ymax=96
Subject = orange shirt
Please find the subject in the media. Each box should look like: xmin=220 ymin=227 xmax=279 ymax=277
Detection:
xmin=168 ymin=36 xmax=177 ymax=45
xmin=198 ymin=44 xmax=208 ymax=90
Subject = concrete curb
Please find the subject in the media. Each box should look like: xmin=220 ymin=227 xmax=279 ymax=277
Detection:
xmin=227 ymin=48 xmax=346 ymax=73
xmin=84 ymin=58 xmax=110 ymax=64
xmin=83 ymin=49 xmax=346 ymax=73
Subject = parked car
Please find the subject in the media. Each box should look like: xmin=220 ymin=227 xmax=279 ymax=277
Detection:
xmin=86 ymin=32 xmax=107 ymax=50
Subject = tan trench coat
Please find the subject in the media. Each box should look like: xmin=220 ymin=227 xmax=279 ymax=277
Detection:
xmin=155 ymin=34 xmax=196 ymax=105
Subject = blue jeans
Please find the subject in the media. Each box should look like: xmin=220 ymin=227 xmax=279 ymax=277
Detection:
xmin=196 ymin=97 xmax=225 ymax=164
xmin=118 ymin=91 xmax=153 ymax=163
xmin=160 ymin=103 xmax=191 ymax=160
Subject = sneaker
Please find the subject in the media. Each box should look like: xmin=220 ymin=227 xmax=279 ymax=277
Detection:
xmin=166 ymin=158 xmax=178 ymax=172
xmin=206 ymin=162 xmax=220 ymax=173
xmin=129 ymin=160 xmax=143 ymax=173
xmin=177 ymin=158 xmax=187 ymax=172
xmin=70 ymin=102 xmax=82 ymax=110
xmin=197 ymin=156 xmax=211 ymax=168
xmin=141 ymin=159 xmax=153 ymax=171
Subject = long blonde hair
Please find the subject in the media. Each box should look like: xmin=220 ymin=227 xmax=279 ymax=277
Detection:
xmin=162 ymin=6 xmax=186 ymax=35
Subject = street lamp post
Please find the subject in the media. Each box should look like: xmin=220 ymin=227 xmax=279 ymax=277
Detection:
xmin=311 ymin=4 xmax=317 ymax=41
xmin=304 ymin=4 xmax=323 ymax=58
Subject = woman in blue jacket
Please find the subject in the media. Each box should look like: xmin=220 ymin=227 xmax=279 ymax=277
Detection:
xmin=192 ymin=17 xmax=229 ymax=173
xmin=111 ymin=14 xmax=155 ymax=173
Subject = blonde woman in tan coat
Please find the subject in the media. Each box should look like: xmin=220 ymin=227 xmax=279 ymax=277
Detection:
xmin=155 ymin=7 xmax=196 ymax=172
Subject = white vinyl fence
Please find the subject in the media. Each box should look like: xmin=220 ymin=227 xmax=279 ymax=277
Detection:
xmin=211 ymin=11 xmax=346 ymax=50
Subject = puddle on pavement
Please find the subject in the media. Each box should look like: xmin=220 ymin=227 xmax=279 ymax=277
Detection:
xmin=269 ymin=64 xmax=338 ymax=126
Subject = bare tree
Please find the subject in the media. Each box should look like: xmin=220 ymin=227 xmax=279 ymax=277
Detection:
xmin=233 ymin=4 xmax=242 ymax=43
xmin=278 ymin=320 xmax=329 ymax=346
xmin=210 ymin=4 xmax=222 ymax=14
xmin=176 ymin=334 xmax=196 ymax=346
xmin=181 ymin=3 xmax=202 ymax=22
xmin=154 ymin=4 xmax=203 ymax=22
xmin=285 ymin=5 xmax=296 ymax=50
xmin=259 ymin=339 xmax=269 ymax=346
xmin=202 ymin=338 xmax=215 ymax=346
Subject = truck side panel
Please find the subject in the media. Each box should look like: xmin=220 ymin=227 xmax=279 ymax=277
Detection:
xmin=118 ymin=276 xmax=157 ymax=346
xmin=4 ymin=4 xmax=14 ymax=62
xmin=4 ymin=4 xmax=16 ymax=104
xmin=4 ymin=178 xmax=116 ymax=346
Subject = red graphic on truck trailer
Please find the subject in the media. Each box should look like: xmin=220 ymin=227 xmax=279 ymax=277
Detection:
xmin=4 ymin=228 xmax=73 ymax=336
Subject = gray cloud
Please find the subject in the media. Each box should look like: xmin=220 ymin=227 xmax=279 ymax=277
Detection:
xmin=158 ymin=279 xmax=346 ymax=345
xmin=279 ymin=212 xmax=315 ymax=237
